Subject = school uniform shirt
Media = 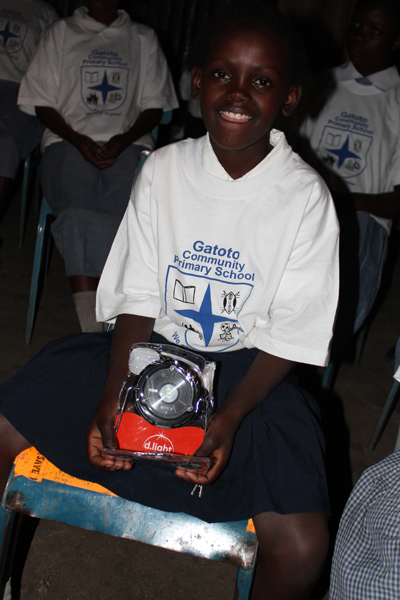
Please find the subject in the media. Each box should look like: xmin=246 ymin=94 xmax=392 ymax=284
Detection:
xmin=17 ymin=7 xmax=178 ymax=150
xmin=97 ymin=131 xmax=340 ymax=366
xmin=300 ymin=61 xmax=400 ymax=235
xmin=200 ymin=129 xmax=285 ymax=180
xmin=0 ymin=0 xmax=58 ymax=83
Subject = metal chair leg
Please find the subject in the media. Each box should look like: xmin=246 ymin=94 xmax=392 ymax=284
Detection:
xmin=236 ymin=558 xmax=257 ymax=599
xmin=368 ymin=380 xmax=400 ymax=450
xmin=25 ymin=198 xmax=53 ymax=344
xmin=18 ymin=155 xmax=32 ymax=250
xmin=321 ymin=361 xmax=336 ymax=392
xmin=0 ymin=499 xmax=16 ymax=588
xmin=354 ymin=323 xmax=369 ymax=366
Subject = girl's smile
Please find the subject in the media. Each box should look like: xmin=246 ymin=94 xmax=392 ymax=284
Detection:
xmin=219 ymin=110 xmax=253 ymax=123
xmin=191 ymin=23 xmax=301 ymax=179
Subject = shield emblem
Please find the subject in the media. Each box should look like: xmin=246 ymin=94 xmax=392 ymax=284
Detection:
xmin=80 ymin=66 xmax=128 ymax=111
xmin=165 ymin=265 xmax=251 ymax=349
xmin=316 ymin=125 xmax=373 ymax=180
xmin=0 ymin=16 xmax=28 ymax=55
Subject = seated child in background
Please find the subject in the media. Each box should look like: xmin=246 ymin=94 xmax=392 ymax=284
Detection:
xmin=0 ymin=0 xmax=58 ymax=226
xmin=179 ymin=68 xmax=206 ymax=139
xmin=17 ymin=0 xmax=178 ymax=331
xmin=0 ymin=4 xmax=340 ymax=599
xmin=299 ymin=0 xmax=400 ymax=356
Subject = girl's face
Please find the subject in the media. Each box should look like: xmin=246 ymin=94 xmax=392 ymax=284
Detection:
xmin=191 ymin=24 xmax=301 ymax=177
xmin=347 ymin=2 xmax=400 ymax=76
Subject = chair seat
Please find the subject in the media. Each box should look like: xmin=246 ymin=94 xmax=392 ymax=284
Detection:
xmin=1 ymin=448 xmax=257 ymax=599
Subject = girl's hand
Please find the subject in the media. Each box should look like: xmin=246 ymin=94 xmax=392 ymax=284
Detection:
xmin=86 ymin=395 xmax=133 ymax=472
xmin=97 ymin=133 xmax=130 ymax=162
xmin=175 ymin=412 xmax=239 ymax=486
xmin=74 ymin=135 xmax=117 ymax=169
xmin=175 ymin=351 xmax=295 ymax=488
xmin=86 ymin=315 xmax=155 ymax=472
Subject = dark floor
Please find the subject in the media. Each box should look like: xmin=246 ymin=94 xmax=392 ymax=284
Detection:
xmin=1 ymin=184 xmax=399 ymax=600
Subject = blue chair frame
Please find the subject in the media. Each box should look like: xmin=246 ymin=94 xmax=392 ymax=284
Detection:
xmin=367 ymin=380 xmax=400 ymax=450
xmin=368 ymin=337 xmax=400 ymax=449
xmin=19 ymin=154 xmax=32 ymax=250
xmin=321 ymin=322 xmax=369 ymax=393
xmin=0 ymin=453 xmax=257 ymax=599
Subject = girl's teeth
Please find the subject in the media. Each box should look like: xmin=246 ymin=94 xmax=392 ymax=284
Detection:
xmin=222 ymin=111 xmax=250 ymax=120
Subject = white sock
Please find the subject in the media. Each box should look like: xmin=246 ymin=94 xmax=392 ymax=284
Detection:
xmin=2 ymin=578 xmax=12 ymax=600
xmin=72 ymin=291 xmax=104 ymax=333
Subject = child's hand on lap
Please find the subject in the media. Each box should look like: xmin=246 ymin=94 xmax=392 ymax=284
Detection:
xmin=87 ymin=396 xmax=133 ymax=472
xmin=175 ymin=410 xmax=238 ymax=486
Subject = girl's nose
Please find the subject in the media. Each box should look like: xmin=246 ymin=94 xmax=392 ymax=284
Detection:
xmin=226 ymin=85 xmax=251 ymax=102
xmin=353 ymin=24 xmax=367 ymax=41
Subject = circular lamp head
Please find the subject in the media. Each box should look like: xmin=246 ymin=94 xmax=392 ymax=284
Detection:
xmin=135 ymin=359 xmax=203 ymax=427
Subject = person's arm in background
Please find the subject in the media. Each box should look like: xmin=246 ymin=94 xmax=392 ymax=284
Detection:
xmin=334 ymin=186 xmax=400 ymax=219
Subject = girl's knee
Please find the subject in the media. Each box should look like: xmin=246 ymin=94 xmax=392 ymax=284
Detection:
xmin=0 ymin=413 xmax=30 ymax=499
xmin=254 ymin=512 xmax=329 ymax=577
xmin=0 ymin=413 xmax=30 ymax=463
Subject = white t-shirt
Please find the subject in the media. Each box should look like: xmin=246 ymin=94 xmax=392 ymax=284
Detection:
xmin=18 ymin=7 xmax=178 ymax=149
xmin=201 ymin=130 xmax=284 ymax=180
xmin=97 ymin=132 xmax=340 ymax=367
xmin=300 ymin=62 xmax=400 ymax=234
xmin=0 ymin=0 xmax=58 ymax=83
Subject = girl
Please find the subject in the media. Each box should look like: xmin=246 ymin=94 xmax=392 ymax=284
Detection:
xmin=0 ymin=4 xmax=339 ymax=599
xmin=299 ymin=0 xmax=400 ymax=356
xmin=17 ymin=0 xmax=178 ymax=331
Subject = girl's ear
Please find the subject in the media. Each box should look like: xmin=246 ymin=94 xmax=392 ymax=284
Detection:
xmin=392 ymin=35 xmax=400 ymax=52
xmin=281 ymin=85 xmax=303 ymax=117
xmin=191 ymin=66 xmax=202 ymax=100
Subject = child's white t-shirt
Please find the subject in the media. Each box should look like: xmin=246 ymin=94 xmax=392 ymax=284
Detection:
xmin=200 ymin=129 xmax=285 ymax=180
xmin=97 ymin=132 xmax=339 ymax=366
xmin=17 ymin=7 xmax=178 ymax=150
xmin=0 ymin=0 xmax=58 ymax=83
xmin=300 ymin=61 xmax=400 ymax=234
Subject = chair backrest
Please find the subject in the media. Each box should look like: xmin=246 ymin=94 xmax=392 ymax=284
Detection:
xmin=151 ymin=109 xmax=172 ymax=141
xmin=133 ymin=150 xmax=151 ymax=183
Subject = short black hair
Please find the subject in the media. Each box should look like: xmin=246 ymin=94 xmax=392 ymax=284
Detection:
xmin=354 ymin=0 xmax=400 ymax=31
xmin=186 ymin=1 xmax=308 ymax=88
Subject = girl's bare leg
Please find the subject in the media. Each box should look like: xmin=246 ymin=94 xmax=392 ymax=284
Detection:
xmin=251 ymin=512 xmax=329 ymax=600
xmin=0 ymin=414 xmax=30 ymax=500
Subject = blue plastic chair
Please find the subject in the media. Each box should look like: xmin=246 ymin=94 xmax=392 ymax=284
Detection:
xmin=367 ymin=336 xmax=400 ymax=450
xmin=19 ymin=154 xmax=32 ymax=249
xmin=19 ymin=153 xmax=41 ymax=249
xmin=0 ymin=450 xmax=257 ymax=599
xmin=321 ymin=322 xmax=369 ymax=393
xmin=24 ymin=110 xmax=172 ymax=344
xmin=25 ymin=196 xmax=54 ymax=344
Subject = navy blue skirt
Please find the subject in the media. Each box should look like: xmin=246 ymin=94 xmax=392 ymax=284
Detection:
xmin=0 ymin=332 xmax=329 ymax=523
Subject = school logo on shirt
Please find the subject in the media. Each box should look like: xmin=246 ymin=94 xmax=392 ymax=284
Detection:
xmin=80 ymin=66 xmax=128 ymax=112
xmin=316 ymin=125 xmax=373 ymax=180
xmin=0 ymin=10 xmax=28 ymax=55
xmin=165 ymin=266 xmax=252 ymax=351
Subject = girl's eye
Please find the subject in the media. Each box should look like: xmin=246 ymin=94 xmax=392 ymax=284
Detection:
xmin=255 ymin=77 xmax=271 ymax=87
xmin=213 ymin=71 xmax=229 ymax=80
xmin=350 ymin=19 xmax=360 ymax=28
xmin=370 ymin=27 xmax=380 ymax=35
